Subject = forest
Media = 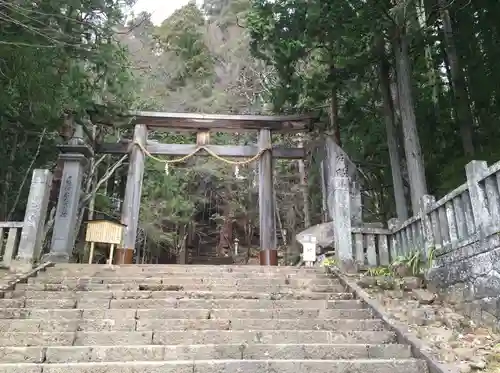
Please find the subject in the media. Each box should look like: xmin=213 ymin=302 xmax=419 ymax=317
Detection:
xmin=0 ymin=0 xmax=499 ymax=263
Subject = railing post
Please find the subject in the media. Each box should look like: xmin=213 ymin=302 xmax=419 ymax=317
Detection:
xmin=420 ymin=195 xmax=436 ymax=258
xmin=465 ymin=160 xmax=490 ymax=236
xmin=387 ymin=218 xmax=400 ymax=259
xmin=350 ymin=181 xmax=362 ymax=226
xmin=14 ymin=169 xmax=53 ymax=270
xmin=320 ymin=160 xmax=328 ymax=222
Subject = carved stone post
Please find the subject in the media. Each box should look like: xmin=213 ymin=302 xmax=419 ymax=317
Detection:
xmin=12 ymin=169 xmax=52 ymax=270
xmin=258 ymin=129 xmax=277 ymax=265
xmin=45 ymin=154 xmax=87 ymax=262
xmin=118 ymin=124 xmax=147 ymax=264
xmin=324 ymin=137 xmax=354 ymax=271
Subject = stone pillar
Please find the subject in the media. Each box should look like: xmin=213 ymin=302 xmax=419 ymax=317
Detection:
xmin=258 ymin=129 xmax=277 ymax=265
xmin=45 ymin=154 xmax=87 ymax=262
xmin=350 ymin=180 xmax=362 ymax=226
xmin=14 ymin=170 xmax=52 ymax=270
xmin=324 ymin=137 xmax=354 ymax=271
xmin=465 ymin=160 xmax=491 ymax=236
xmin=118 ymin=124 xmax=147 ymax=265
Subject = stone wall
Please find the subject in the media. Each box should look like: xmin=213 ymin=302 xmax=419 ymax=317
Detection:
xmin=427 ymin=232 xmax=500 ymax=330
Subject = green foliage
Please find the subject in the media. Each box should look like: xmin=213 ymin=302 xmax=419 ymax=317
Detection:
xmin=156 ymin=2 xmax=215 ymax=88
xmin=246 ymin=0 xmax=500 ymax=221
xmin=366 ymin=266 xmax=393 ymax=277
xmin=0 ymin=0 xmax=136 ymax=220
xmin=363 ymin=246 xmax=435 ymax=277
xmin=321 ymin=257 xmax=337 ymax=267
xmin=391 ymin=246 xmax=435 ymax=276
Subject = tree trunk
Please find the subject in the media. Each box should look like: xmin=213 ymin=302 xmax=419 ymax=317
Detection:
xmin=438 ymin=0 xmax=475 ymax=156
xmin=217 ymin=203 xmax=233 ymax=256
xmin=393 ymin=30 xmax=428 ymax=213
xmin=377 ymin=36 xmax=409 ymax=221
xmin=297 ymin=134 xmax=311 ymax=228
xmin=329 ymin=65 xmax=341 ymax=146
xmin=415 ymin=0 xmax=440 ymax=116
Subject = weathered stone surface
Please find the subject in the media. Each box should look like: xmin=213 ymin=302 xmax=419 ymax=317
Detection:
xmin=357 ymin=276 xmax=376 ymax=288
xmin=408 ymin=307 xmax=437 ymax=326
xmin=0 ymin=365 xmax=41 ymax=373
xmin=39 ymin=344 xmax=412 ymax=363
xmin=401 ymin=277 xmax=422 ymax=290
xmin=8 ymin=289 xmax=349 ymax=301
xmin=73 ymin=332 xmax=153 ymax=346
xmin=152 ymin=330 xmax=396 ymax=345
xmin=0 ymin=264 xmax=427 ymax=373
xmin=0 ymin=332 xmax=75 ymax=347
xmin=326 ymin=300 xmax=363 ymax=309
xmin=428 ymin=243 xmax=500 ymax=330
xmin=9 ymin=360 xmax=426 ymax=373
xmin=375 ymin=276 xmax=395 ymax=290
xmin=412 ymin=289 xmax=436 ymax=305
xmin=0 ymin=347 xmax=45 ymax=363
xmin=296 ymin=222 xmax=335 ymax=248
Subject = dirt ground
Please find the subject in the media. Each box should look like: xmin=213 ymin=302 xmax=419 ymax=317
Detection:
xmin=351 ymin=274 xmax=500 ymax=373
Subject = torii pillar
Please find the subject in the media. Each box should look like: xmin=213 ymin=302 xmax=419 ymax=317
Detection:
xmin=258 ymin=129 xmax=277 ymax=265
xmin=116 ymin=124 xmax=147 ymax=264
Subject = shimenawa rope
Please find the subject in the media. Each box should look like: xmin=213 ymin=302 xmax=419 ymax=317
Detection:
xmin=133 ymin=141 xmax=270 ymax=171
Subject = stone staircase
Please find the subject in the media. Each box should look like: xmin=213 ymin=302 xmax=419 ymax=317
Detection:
xmin=0 ymin=264 xmax=428 ymax=373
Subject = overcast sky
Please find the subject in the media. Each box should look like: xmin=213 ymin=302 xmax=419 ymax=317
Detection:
xmin=132 ymin=0 xmax=192 ymax=25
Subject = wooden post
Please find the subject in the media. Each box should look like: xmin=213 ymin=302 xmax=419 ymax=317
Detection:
xmin=196 ymin=130 xmax=210 ymax=146
xmin=88 ymin=242 xmax=95 ymax=264
xmin=109 ymin=244 xmax=115 ymax=265
xmin=117 ymin=124 xmax=147 ymax=264
xmin=258 ymin=129 xmax=277 ymax=265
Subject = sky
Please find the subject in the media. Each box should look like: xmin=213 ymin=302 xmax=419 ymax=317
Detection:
xmin=132 ymin=0 xmax=192 ymax=25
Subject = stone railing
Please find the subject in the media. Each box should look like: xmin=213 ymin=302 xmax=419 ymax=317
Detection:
xmin=345 ymin=159 xmax=500 ymax=267
xmin=0 ymin=222 xmax=24 ymax=267
xmin=0 ymin=169 xmax=52 ymax=270
xmin=350 ymin=227 xmax=391 ymax=266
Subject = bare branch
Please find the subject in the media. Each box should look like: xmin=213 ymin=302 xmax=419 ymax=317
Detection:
xmin=7 ymin=128 xmax=46 ymax=220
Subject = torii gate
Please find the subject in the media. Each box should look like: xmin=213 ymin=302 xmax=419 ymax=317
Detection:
xmin=44 ymin=111 xmax=317 ymax=266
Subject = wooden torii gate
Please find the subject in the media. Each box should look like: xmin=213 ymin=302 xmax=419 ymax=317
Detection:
xmin=99 ymin=111 xmax=317 ymax=265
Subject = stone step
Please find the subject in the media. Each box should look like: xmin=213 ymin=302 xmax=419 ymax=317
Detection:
xmin=46 ymin=264 xmax=323 ymax=273
xmin=0 ymin=298 xmax=363 ymax=309
xmin=0 ymin=330 xmax=397 ymax=346
xmin=36 ymin=271 xmax=325 ymax=279
xmin=0 ymin=359 xmax=428 ymax=373
xmin=16 ymin=283 xmax=344 ymax=293
xmin=0 ymin=343 xmax=413 ymax=363
xmin=40 ymin=271 xmax=326 ymax=279
xmin=6 ymin=290 xmax=353 ymax=301
xmin=0 ymin=318 xmax=384 ymax=333
xmin=0 ymin=307 xmax=373 ymax=320
xmin=27 ymin=277 xmax=336 ymax=287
